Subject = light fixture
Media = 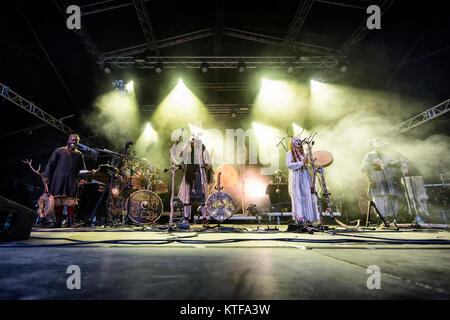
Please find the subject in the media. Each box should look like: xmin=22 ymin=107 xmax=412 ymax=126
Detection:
xmin=237 ymin=60 xmax=246 ymax=73
xmin=155 ymin=62 xmax=163 ymax=73
xmin=287 ymin=64 xmax=294 ymax=73
xmin=340 ymin=65 xmax=348 ymax=73
xmin=201 ymin=62 xmax=209 ymax=73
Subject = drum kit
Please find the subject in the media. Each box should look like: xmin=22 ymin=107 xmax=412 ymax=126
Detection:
xmin=114 ymin=158 xmax=168 ymax=225
xmin=77 ymin=157 xmax=168 ymax=225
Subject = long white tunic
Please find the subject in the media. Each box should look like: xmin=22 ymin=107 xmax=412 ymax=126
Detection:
xmin=286 ymin=151 xmax=321 ymax=223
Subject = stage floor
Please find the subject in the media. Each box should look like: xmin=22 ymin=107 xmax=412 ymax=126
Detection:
xmin=1 ymin=224 xmax=449 ymax=300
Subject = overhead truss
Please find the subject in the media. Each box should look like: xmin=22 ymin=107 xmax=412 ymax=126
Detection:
xmin=100 ymin=55 xmax=340 ymax=69
xmin=54 ymin=0 xmax=394 ymax=69
xmin=388 ymin=98 xmax=450 ymax=135
xmin=132 ymin=0 xmax=159 ymax=55
xmin=0 ymin=83 xmax=99 ymax=149
xmin=140 ymin=103 xmax=254 ymax=119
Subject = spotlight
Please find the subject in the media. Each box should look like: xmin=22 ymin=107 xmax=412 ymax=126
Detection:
xmin=112 ymin=80 xmax=126 ymax=93
xmin=237 ymin=60 xmax=246 ymax=73
xmin=286 ymin=63 xmax=294 ymax=73
xmin=340 ymin=65 xmax=348 ymax=73
xmin=125 ymin=80 xmax=134 ymax=93
xmin=155 ymin=62 xmax=163 ymax=73
xmin=311 ymin=77 xmax=325 ymax=83
xmin=104 ymin=67 xmax=111 ymax=74
xmin=200 ymin=62 xmax=209 ymax=73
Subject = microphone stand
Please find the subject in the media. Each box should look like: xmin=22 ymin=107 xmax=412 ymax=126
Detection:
xmin=90 ymin=148 xmax=125 ymax=227
xmin=167 ymin=131 xmax=184 ymax=228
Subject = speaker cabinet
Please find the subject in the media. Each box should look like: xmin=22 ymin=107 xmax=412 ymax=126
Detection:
xmin=0 ymin=196 xmax=37 ymax=242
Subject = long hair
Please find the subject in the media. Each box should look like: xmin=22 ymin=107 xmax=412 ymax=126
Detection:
xmin=290 ymin=141 xmax=305 ymax=163
xmin=185 ymin=142 xmax=206 ymax=185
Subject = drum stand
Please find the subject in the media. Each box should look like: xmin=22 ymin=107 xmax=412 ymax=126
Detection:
xmin=316 ymin=166 xmax=353 ymax=230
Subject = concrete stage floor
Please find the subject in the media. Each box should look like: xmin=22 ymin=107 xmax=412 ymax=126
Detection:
xmin=1 ymin=223 xmax=449 ymax=300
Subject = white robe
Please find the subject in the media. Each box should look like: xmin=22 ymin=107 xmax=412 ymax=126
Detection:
xmin=361 ymin=151 xmax=402 ymax=217
xmin=286 ymin=151 xmax=321 ymax=223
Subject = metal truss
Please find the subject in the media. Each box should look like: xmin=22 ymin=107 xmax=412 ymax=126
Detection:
xmin=285 ymin=0 xmax=314 ymax=50
xmin=338 ymin=0 xmax=394 ymax=56
xmin=140 ymin=103 xmax=254 ymax=118
xmin=58 ymin=0 xmax=393 ymax=68
xmin=0 ymin=83 xmax=98 ymax=149
xmin=214 ymin=0 xmax=224 ymax=55
xmin=53 ymin=0 xmax=103 ymax=62
xmin=315 ymin=0 xmax=375 ymax=10
xmin=100 ymin=55 xmax=340 ymax=69
xmin=388 ymin=98 xmax=450 ymax=135
xmin=222 ymin=27 xmax=339 ymax=56
xmin=101 ymin=28 xmax=216 ymax=58
xmin=132 ymin=0 xmax=159 ymax=55
xmin=80 ymin=0 xmax=150 ymax=16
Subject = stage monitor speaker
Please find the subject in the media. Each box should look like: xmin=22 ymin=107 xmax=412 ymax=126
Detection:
xmin=0 ymin=196 xmax=37 ymax=242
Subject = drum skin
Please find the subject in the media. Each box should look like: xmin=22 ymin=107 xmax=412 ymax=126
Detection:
xmin=38 ymin=193 xmax=54 ymax=218
xmin=206 ymin=191 xmax=235 ymax=222
xmin=126 ymin=190 xmax=163 ymax=224
xmin=312 ymin=151 xmax=333 ymax=167
xmin=215 ymin=164 xmax=238 ymax=188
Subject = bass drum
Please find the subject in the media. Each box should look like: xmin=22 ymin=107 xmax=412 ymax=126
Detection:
xmin=126 ymin=190 xmax=163 ymax=224
xmin=206 ymin=191 xmax=235 ymax=222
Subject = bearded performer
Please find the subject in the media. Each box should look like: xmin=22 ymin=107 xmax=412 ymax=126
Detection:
xmin=286 ymin=136 xmax=321 ymax=223
xmin=361 ymin=138 xmax=405 ymax=222
xmin=42 ymin=134 xmax=86 ymax=227
xmin=178 ymin=137 xmax=213 ymax=227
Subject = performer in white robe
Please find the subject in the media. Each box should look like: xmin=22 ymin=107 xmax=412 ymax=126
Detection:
xmin=286 ymin=136 xmax=321 ymax=223
xmin=177 ymin=138 xmax=212 ymax=226
xmin=361 ymin=138 xmax=404 ymax=221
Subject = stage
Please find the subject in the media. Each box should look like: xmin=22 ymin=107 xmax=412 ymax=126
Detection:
xmin=1 ymin=223 xmax=449 ymax=300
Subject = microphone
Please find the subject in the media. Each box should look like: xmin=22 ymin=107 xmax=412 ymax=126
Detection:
xmin=175 ymin=128 xmax=184 ymax=144
xmin=69 ymin=143 xmax=76 ymax=152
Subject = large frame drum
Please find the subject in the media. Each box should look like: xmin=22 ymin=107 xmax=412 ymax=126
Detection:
xmin=206 ymin=191 xmax=235 ymax=222
xmin=126 ymin=190 xmax=163 ymax=224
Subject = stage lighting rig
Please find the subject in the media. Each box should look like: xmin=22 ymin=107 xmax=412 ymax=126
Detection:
xmin=201 ymin=62 xmax=209 ymax=73
xmin=237 ymin=59 xmax=246 ymax=73
xmin=155 ymin=62 xmax=163 ymax=73
xmin=112 ymin=80 xmax=126 ymax=94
